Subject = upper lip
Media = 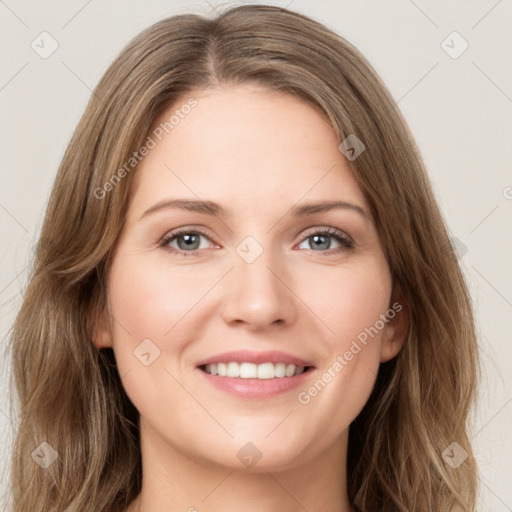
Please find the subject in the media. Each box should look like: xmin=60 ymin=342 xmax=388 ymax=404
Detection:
xmin=196 ymin=350 xmax=314 ymax=367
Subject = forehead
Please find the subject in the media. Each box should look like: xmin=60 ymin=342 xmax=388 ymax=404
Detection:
xmin=127 ymin=84 xmax=368 ymax=220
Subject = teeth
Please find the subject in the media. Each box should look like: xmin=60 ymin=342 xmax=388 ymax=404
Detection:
xmin=227 ymin=362 xmax=239 ymax=377
xmin=203 ymin=362 xmax=308 ymax=378
xmin=274 ymin=362 xmax=286 ymax=378
xmin=257 ymin=363 xmax=274 ymax=379
xmin=240 ymin=362 xmax=257 ymax=378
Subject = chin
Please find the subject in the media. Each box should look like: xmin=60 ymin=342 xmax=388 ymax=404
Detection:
xmin=204 ymin=436 xmax=311 ymax=473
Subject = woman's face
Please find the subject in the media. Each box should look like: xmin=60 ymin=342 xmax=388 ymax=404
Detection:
xmin=94 ymin=84 xmax=406 ymax=472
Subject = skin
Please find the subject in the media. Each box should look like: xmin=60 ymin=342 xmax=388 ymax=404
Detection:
xmin=92 ymin=83 xmax=408 ymax=512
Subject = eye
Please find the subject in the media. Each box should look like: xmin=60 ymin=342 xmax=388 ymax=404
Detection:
xmin=159 ymin=226 xmax=354 ymax=257
xmin=296 ymin=227 xmax=353 ymax=254
xmin=159 ymin=228 xmax=215 ymax=256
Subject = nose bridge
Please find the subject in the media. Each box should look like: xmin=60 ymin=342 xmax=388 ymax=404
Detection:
xmin=221 ymin=234 xmax=296 ymax=328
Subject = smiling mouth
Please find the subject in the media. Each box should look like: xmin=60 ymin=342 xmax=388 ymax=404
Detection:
xmin=199 ymin=362 xmax=314 ymax=379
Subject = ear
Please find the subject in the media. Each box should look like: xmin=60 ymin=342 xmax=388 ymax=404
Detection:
xmin=380 ymin=288 xmax=409 ymax=363
xmin=90 ymin=301 xmax=113 ymax=350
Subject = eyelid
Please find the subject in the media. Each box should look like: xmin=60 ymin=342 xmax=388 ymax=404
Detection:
xmin=297 ymin=226 xmax=353 ymax=244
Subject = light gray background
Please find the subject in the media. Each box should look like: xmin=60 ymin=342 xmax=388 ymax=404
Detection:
xmin=0 ymin=0 xmax=511 ymax=509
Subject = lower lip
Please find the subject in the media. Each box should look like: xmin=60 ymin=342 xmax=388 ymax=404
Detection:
xmin=197 ymin=367 xmax=314 ymax=399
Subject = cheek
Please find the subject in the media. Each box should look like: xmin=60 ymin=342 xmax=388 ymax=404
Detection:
xmin=108 ymin=254 xmax=213 ymax=340
xmin=105 ymin=252 xmax=227 ymax=404
xmin=105 ymin=254 xmax=205 ymax=421
xmin=292 ymin=260 xmax=391 ymax=432
xmin=300 ymin=258 xmax=392 ymax=349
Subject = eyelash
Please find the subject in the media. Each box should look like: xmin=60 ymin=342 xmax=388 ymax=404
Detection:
xmin=158 ymin=226 xmax=354 ymax=257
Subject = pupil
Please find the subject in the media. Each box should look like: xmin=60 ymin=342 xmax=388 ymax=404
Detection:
xmin=311 ymin=234 xmax=329 ymax=250
xmin=178 ymin=234 xmax=199 ymax=250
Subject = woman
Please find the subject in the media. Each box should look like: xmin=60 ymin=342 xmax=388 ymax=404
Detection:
xmin=7 ymin=4 xmax=480 ymax=511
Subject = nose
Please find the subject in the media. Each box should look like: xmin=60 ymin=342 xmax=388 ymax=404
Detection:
xmin=221 ymin=244 xmax=298 ymax=331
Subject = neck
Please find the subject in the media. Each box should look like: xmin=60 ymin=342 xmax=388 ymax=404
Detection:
xmin=127 ymin=419 xmax=354 ymax=512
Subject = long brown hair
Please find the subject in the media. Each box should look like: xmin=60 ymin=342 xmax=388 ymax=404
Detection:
xmin=6 ymin=4 xmax=480 ymax=510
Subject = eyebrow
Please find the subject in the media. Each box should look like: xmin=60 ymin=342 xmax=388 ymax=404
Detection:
xmin=138 ymin=198 xmax=369 ymax=221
